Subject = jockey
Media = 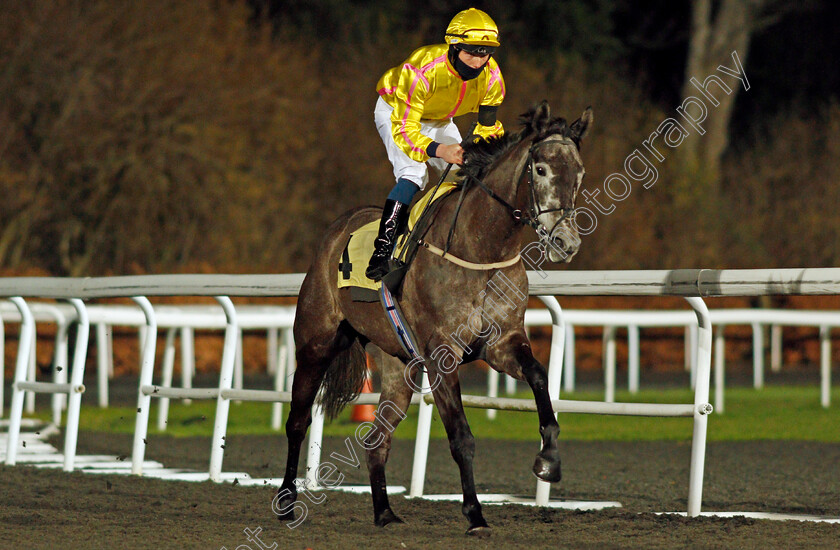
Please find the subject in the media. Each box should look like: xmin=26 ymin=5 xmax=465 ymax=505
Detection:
xmin=365 ymin=7 xmax=506 ymax=281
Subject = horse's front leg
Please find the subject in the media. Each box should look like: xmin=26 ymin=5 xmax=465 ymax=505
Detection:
xmin=430 ymin=367 xmax=490 ymax=537
xmin=487 ymin=332 xmax=561 ymax=482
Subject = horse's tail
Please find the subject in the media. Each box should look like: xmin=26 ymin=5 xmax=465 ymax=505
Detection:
xmin=317 ymin=335 xmax=368 ymax=420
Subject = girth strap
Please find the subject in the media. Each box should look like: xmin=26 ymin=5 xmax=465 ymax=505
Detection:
xmin=379 ymin=284 xmax=421 ymax=361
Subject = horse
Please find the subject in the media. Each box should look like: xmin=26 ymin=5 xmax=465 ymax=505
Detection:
xmin=276 ymin=101 xmax=593 ymax=535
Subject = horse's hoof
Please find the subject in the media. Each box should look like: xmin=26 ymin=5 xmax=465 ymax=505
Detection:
xmin=533 ymin=453 xmax=562 ymax=483
xmin=374 ymin=508 xmax=405 ymax=527
xmin=274 ymin=489 xmax=297 ymax=521
xmin=276 ymin=510 xmax=295 ymax=521
xmin=466 ymin=525 xmax=492 ymax=538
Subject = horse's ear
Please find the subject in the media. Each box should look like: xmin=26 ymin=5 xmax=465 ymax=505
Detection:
xmin=532 ymin=100 xmax=551 ymax=134
xmin=570 ymin=107 xmax=594 ymax=142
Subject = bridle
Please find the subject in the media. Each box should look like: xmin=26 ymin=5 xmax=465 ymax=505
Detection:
xmin=464 ymin=134 xmax=579 ymax=238
xmin=405 ymin=131 xmax=582 ymax=268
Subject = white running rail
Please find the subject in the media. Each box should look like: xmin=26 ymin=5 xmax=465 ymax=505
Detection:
xmin=3 ymin=267 xmax=840 ymax=517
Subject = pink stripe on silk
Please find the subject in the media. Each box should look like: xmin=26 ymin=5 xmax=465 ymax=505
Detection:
xmin=396 ymin=55 xmax=452 ymax=154
xmin=421 ymin=54 xmax=448 ymax=73
xmin=487 ymin=66 xmax=505 ymax=97
xmin=400 ymin=76 xmax=425 ymax=153
xmin=406 ymin=62 xmax=430 ymax=89
xmin=446 ymin=81 xmax=467 ymax=118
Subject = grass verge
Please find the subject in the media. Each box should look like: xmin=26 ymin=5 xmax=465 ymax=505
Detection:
xmin=30 ymin=384 xmax=840 ymax=442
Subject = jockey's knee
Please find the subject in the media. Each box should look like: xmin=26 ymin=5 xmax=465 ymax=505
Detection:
xmin=387 ymin=178 xmax=421 ymax=204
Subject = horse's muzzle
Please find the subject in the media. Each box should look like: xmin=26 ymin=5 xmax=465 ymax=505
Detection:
xmin=547 ymin=240 xmax=578 ymax=263
xmin=546 ymin=224 xmax=580 ymax=263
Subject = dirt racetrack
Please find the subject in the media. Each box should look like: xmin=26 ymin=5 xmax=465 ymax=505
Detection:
xmin=1 ymin=430 xmax=839 ymax=549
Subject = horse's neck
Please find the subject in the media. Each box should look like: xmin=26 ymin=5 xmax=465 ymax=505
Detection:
xmin=436 ymin=141 xmax=529 ymax=263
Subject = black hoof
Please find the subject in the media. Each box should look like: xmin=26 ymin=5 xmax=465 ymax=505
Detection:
xmin=374 ymin=508 xmax=404 ymax=527
xmin=274 ymin=488 xmax=297 ymax=521
xmin=276 ymin=509 xmax=295 ymax=521
xmin=466 ymin=525 xmax=492 ymax=538
xmin=532 ymin=452 xmax=562 ymax=483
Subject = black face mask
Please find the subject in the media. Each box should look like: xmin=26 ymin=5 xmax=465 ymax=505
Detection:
xmin=448 ymin=45 xmax=487 ymax=81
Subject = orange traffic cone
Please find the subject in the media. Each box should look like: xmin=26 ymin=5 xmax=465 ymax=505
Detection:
xmin=351 ymin=355 xmax=376 ymax=423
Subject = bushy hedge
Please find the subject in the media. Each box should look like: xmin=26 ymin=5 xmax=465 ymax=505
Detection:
xmin=1 ymin=1 xmax=836 ymax=275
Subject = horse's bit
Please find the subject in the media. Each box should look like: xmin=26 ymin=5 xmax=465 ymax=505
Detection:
xmin=465 ymin=135 xmax=579 ymax=238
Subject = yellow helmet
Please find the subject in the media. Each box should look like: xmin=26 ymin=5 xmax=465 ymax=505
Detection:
xmin=444 ymin=8 xmax=500 ymax=52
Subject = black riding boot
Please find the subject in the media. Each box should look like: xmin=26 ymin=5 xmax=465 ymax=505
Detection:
xmin=366 ymin=199 xmax=409 ymax=281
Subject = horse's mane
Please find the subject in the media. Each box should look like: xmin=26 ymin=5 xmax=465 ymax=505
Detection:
xmin=459 ymin=105 xmax=577 ymax=181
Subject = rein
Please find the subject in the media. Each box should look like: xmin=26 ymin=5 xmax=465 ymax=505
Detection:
xmin=465 ymin=135 xmax=578 ymax=233
xmin=414 ymin=133 xmax=579 ymax=272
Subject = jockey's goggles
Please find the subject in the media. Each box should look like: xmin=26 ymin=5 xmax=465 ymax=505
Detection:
xmin=454 ymin=43 xmax=497 ymax=57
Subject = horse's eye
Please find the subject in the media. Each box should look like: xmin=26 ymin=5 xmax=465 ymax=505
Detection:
xmin=536 ymin=166 xmax=547 ymax=177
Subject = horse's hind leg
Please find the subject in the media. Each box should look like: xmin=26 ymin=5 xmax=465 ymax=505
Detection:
xmin=274 ymin=325 xmax=352 ymax=521
xmin=363 ymin=349 xmax=413 ymax=527
xmin=430 ymin=368 xmax=490 ymax=536
xmin=486 ymin=332 xmax=561 ymax=482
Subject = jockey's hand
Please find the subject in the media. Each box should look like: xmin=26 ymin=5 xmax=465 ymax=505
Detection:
xmin=437 ymin=143 xmax=464 ymax=165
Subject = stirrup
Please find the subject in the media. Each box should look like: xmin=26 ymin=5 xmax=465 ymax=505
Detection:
xmin=366 ymin=255 xmax=405 ymax=284
xmin=365 ymin=259 xmax=390 ymax=282
xmin=381 ymin=260 xmax=408 ymax=292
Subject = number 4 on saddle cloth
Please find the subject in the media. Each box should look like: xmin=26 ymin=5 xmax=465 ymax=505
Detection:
xmin=337 ymin=181 xmax=460 ymax=302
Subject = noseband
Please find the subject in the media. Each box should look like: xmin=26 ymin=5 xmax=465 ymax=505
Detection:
xmin=465 ymin=134 xmax=578 ymax=236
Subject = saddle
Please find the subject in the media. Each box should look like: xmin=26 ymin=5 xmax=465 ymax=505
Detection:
xmin=337 ymin=181 xmax=460 ymax=301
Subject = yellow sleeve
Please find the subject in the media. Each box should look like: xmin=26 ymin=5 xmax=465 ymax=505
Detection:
xmin=474 ymin=62 xmax=506 ymax=140
xmin=390 ymin=68 xmax=435 ymax=162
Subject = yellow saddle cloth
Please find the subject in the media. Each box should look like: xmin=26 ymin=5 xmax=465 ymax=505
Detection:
xmin=338 ymin=181 xmax=459 ymax=293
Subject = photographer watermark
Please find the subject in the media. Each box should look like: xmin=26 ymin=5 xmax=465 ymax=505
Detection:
xmin=567 ymin=50 xmax=748 ymax=239
xmin=401 ymin=269 xmax=527 ymax=393
xmin=399 ymin=49 xmax=751 ymax=393
xmin=220 ymin=526 xmax=277 ymax=550
xmin=224 ymin=50 xmax=752 ymax=541
xmin=270 ymin=399 xmax=406 ymax=530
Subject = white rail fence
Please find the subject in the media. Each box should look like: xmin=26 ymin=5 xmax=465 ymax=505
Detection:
xmin=521 ymin=308 xmax=838 ymax=413
xmin=2 ymin=268 xmax=840 ymax=517
xmin=5 ymin=304 xmax=833 ymax=426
